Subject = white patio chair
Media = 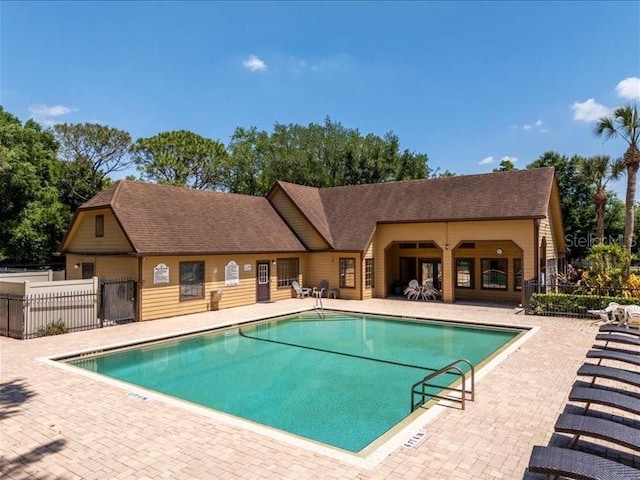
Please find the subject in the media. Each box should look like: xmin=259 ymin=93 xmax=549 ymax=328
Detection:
xmin=623 ymin=304 xmax=640 ymax=328
xmin=291 ymin=280 xmax=311 ymax=298
xmin=587 ymin=302 xmax=620 ymax=324
xmin=420 ymin=281 xmax=439 ymax=301
xmin=403 ymin=279 xmax=421 ymax=300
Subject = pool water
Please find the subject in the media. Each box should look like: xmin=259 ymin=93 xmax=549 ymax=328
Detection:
xmin=69 ymin=312 xmax=520 ymax=452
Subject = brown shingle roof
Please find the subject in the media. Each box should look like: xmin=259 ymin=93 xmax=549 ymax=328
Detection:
xmin=277 ymin=168 xmax=556 ymax=251
xmin=76 ymin=180 xmax=306 ymax=255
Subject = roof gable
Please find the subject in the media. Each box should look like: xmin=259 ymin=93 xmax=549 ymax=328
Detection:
xmin=68 ymin=181 xmax=306 ymax=255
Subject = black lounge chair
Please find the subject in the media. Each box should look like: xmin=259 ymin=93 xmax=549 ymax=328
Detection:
xmin=569 ymin=385 xmax=640 ymax=416
xmin=595 ymin=333 xmax=640 ymax=348
xmin=555 ymin=413 xmax=640 ymax=451
xmin=586 ymin=348 xmax=640 ymax=367
xmin=600 ymin=325 xmax=640 ymax=338
xmin=528 ymin=446 xmax=640 ymax=479
xmin=577 ymin=363 xmax=640 ymax=388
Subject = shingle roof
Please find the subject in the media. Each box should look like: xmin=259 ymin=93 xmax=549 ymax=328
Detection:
xmin=277 ymin=167 xmax=556 ymax=251
xmin=75 ymin=180 xmax=306 ymax=255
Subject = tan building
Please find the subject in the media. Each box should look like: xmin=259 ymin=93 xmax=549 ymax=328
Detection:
xmin=59 ymin=167 xmax=565 ymax=321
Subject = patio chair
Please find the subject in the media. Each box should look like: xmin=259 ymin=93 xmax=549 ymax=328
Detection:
xmin=403 ymin=279 xmax=421 ymax=300
xmin=527 ymin=446 xmax=640 ymax=480
xmin=313 ymin=279 xmax=329 ymax=298
xmin=554 ymin=413 xmax=640 ymax=452
xmin=291 ymin=280 xmax=311 ymax=298
xmin=623 ymin=304 xmax=640 ymax=328
xmin=587 ymin=302 xmax=620 ymax=324
xmin=577 ymin=362 xmax=640 ymax=388
xmin=420 ymin=281 xmax=439 ymax=301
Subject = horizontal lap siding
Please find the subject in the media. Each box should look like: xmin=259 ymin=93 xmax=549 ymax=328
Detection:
xmin=65 ymin=209 xmax=132 ymax=253
xmin=269 ymin=190 xmax=328 ymax=250
xmin=140 ymin=254 xmax=305 ymax=321
xmin=373 ymin=220 xmax=536 ymax=301
xmin=65 ymin=255 xmax=137 ymax=280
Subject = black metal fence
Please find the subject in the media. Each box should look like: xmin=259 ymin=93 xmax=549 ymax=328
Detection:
xmin=523 ymin=279 xmax=640 ymax=317
xmin=0 ymin=278 xmax=138 ymax=340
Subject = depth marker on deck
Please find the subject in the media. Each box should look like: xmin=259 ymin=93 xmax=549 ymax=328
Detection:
xmin=403 ymin=428 xmax=427 ymax=449
xmin=128 ymin=392 xmax=152 ymax=403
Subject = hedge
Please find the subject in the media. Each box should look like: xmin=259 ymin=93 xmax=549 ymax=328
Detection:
xmin=527 ymin=293 xmax=635 ymax=317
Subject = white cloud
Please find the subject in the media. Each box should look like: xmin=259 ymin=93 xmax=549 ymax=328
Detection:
xmin=28 ymin=103 xmax=76 ymax=126
xmin=28 ymin=104 xmax=73 ymax=117
xmin=516 ymin=119 xmax=548 ymax=133
xmin=571 ymin=98 xmax=612 ymax=122
xmin=501 ymin=156 xmax=518 ymax=163
xmin=242 ymin=54 xmax=267 ymax=72
xmin=478 ymin=156 xmax=494 ymax=165
xmin=616 ymin=77 xmax=640 ymax=100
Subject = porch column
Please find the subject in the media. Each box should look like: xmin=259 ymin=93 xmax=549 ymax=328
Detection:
xmin=441 ymin=247 xmax=454 ymax=303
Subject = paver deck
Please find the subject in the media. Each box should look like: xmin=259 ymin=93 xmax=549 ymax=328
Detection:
xmin=0 ymin=299 xmax=632 ymax=479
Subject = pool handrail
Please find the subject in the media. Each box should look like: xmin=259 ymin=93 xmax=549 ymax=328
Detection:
xmin=410 ymin=358 xmax=475 ymax=412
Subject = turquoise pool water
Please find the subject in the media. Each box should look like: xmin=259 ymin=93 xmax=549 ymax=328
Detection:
xmin=68 ymin=312 xmax=520 ymax=452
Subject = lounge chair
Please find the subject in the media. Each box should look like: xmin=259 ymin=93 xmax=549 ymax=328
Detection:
xmin=595 ymin=333 xmax=640 ymax=348
xmin=587 ymin=302 xmax=621 ymax=324
xmin=577 ymin=363 xmax=640 ymax=388
xmin=623 ymin=304 xmax=640 ymax=328
xmin=527 ymin=446 xmax=640 ymax=480
xmin=313 ymin=279 xmax=329 ymax=298
xmin=569 ymin=385 xmax=640 ymax=416
xmin=599 ymin=325 xmax=640 ymax=338
xmin=291 ymin=280 xmax=311 ymax=298
xmin=586 ymin=348 xmax=640 ymax=367
xmin=554 ymin=413 xmax=640 ymax=452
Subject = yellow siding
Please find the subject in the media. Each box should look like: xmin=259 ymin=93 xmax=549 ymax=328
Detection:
xmin=65 ymin=254 xmax=137 ymax=280
xmin=140 ymin=253 xmax=307 ymax=321
xmin=305 ymin=252 xmax=360 ymax=299
xmin=269 ymin=190 xmax=328 ymax=250
xmin=362 ymin=243 xmax=374 ymax=300
xmin=65 ymin=209 xmax=132 ymax=253
xmin=372 ymin=220 xmax=535 ymax=302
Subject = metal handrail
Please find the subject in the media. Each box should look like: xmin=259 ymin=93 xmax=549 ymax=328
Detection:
xmin=314 ymin=290 xmax=324 ymax=318
xmin=410 ymin=359 xmax=475 ymax=412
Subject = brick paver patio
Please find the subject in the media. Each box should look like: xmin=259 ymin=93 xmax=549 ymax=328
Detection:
xmin=0 ymin=299 xmax=620 ymax=479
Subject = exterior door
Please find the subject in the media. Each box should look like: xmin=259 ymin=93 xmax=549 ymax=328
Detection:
xmin=256 ymin=261 xmax=270 ymax=302
xmin=420 ymin=259 xmax=441 ymax=290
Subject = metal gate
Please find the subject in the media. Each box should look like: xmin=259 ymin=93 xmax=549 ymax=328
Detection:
xmin=100 ymin=278 xmax=137 ymax=325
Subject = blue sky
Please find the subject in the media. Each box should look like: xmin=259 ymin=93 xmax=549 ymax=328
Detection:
xmin=2 ymin=1 xmax=639 ymax=193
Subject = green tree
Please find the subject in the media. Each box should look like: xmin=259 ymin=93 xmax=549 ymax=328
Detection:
xmin=131 ymin=130 xmax=228 ymax=189
xmin=492 ymin=158 xmax=517 ymax=172
xmin=54 ymin=123 xmax=132 ymax=210
xmin=527 ymin=151 xmax=595 ymax=261
xmin=0 ymin=107 xmax=71 ymax=264
xmin=576 ymin=155 xmax=625 ymax=243
xmin=594 ymin=104 xmax=640 ymax=252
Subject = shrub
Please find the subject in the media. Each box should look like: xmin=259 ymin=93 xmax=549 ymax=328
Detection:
xmin=37 ymin=319 xmax=68 ymax=337
xmin=528 ymin=292 xmax=633 ymax=317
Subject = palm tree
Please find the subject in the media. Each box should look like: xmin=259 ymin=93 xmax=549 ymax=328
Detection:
xmin=576 ymin=155 xmax=625 ymax=243
xmin=594 ymin=104 xmax=640 ymax=252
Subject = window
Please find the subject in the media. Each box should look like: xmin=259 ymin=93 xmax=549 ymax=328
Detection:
xmin=277 ymin=258 xmax=299 ymax=288
xmin=455 ymin=259 xmax=474 ymax=288
xmin=180 ymin=262 xmax=204 ymax=300
xmin=95 ymin=215 xmax=104 ymax=237
xmin=399 ymin=242 xmax=416 ymax=249
xmin=339 ymin=258 xmax=356 ymax=288
xmin=81 ymin=263 xmax=94 ymax=279
xmin=514 ymin=258 xmax=523 ymax=291
xmin=365 ymin=258 xmax=374 ymax=288
xmin=482 ymin=258 xmax=507 ymax=290
xmin=418 ymin=242 xmax=436 ymax=249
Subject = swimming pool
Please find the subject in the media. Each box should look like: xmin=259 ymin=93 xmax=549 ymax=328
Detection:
xmin=66 ymin=311 xmax=522 ymax=452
